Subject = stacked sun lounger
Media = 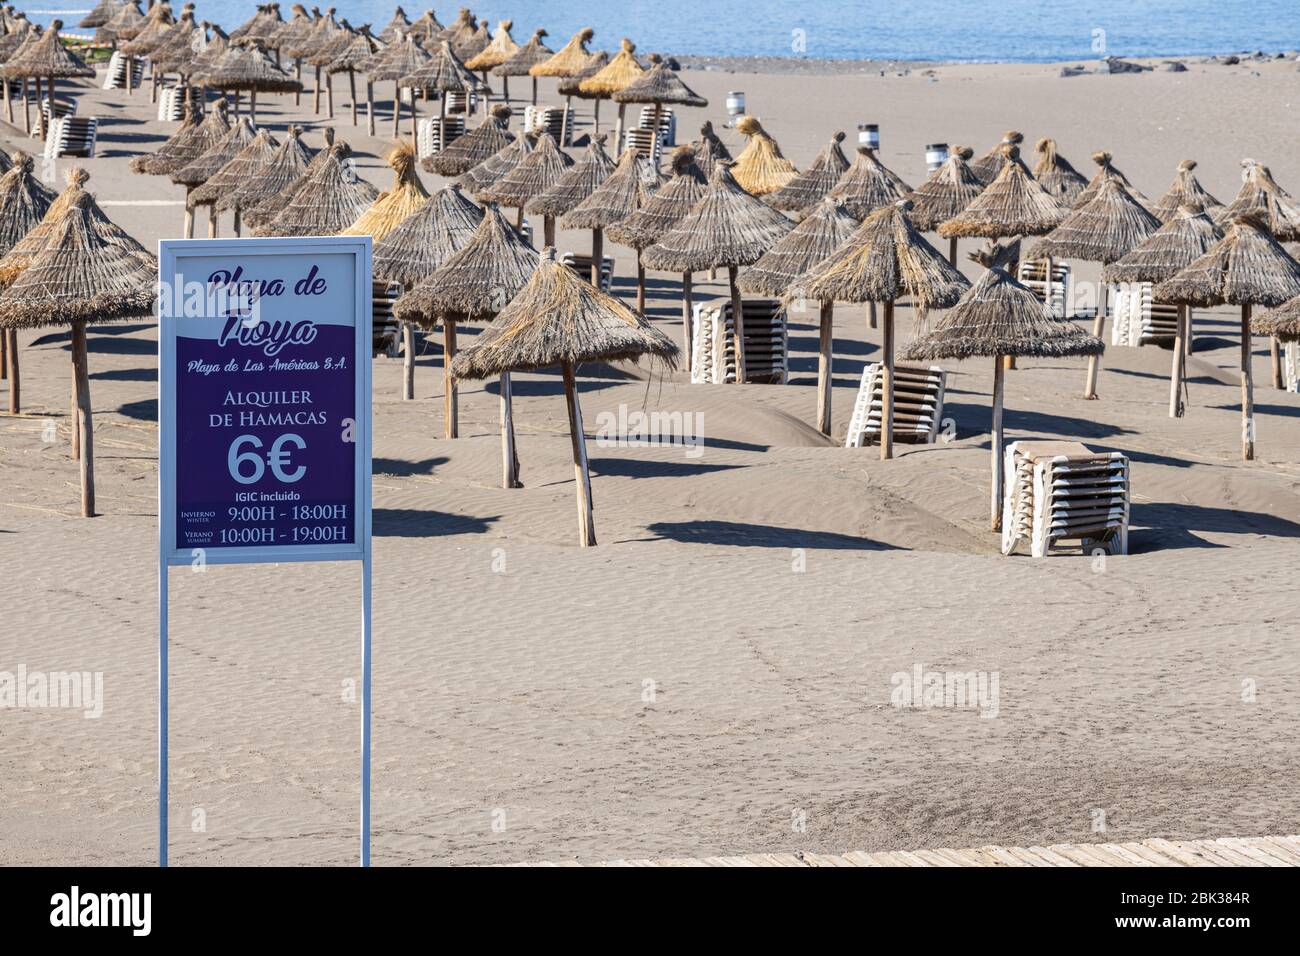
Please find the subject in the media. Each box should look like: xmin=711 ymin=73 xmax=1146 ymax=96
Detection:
xmin=522 ymin=105 xmax=573 ymax=145
xmin=560 ymin=251 xmax=614 ymax=293
xmin=103 ymin=51 xmax=144 ymax=90
xmin=690 ymin=299 xmax=788 ymax=385
xmin=844 ymin=363 xmax=947 ymax=448
xmin=1284 ymin=341 xmax=1299 ymax=393
xmin=1001 ymin=440 xmax=1130 ymax=557
xmin=416 ymin=115 xmax=466 ymax=159
xmin=1017 ymin=258 xmax=1071 ymax=319
xmin=43 ymin=116 xmax=98 ymax=159
xmin=372 ymin=281 xmax=403 ymax=358
xmin=1111 ymin=282 xmax=1183 ymax=347
xmin=156 ymin=85 xmax=195 ymax=121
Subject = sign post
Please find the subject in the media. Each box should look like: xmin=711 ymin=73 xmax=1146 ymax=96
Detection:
xmin=158 ymin=237 xmax=373 ymax=866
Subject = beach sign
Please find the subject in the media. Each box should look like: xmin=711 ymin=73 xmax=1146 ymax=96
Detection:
xmin=157 ymin=237 xmax=374 ymax=867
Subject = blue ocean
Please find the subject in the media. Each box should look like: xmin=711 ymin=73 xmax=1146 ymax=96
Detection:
xmin=37 ymin=0 xmax=1300 ymax=62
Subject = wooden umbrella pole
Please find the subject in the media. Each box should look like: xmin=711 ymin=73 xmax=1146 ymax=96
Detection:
xmin=21 ymin=77 xmax=28 ymax=134
xmin=948 ymin=236 xmax=957 ymax=267
xmin=867 ymin=301 xmax=877 ymax=330
xmin=5 ymin=330 xmax=17 ymax=415
xmin=45 ymin=75 xmax=56 ymax=141
xmin=681 ymin=272 xmax=693 ymax=378
xmin=991 ymin=354 xmax=1005 ymax=532
xmin=70 ymin=344 xmax=79 ymax=458
xmin=499 ymin=372 xmax=521 ymax=488
xmin=816 ymin=300 xmax=833 ymax=436
xmin=443 ymin=321 xmax=458 ymax=439
xmin=207 ymin=204 xmax=218 ymax=238
xmin=391 ymin=81 xmax=400 ymax=137
xmin=294 ymin=60 xmax=301 ymax=105
xmin=1242 ymin=304 xmax=1254 ymax=461
xmin=614 ymin=102 xmax=626 ymax=154
xmin=409 ymin=87 xmax=418 ymax=149
xmin=347 ymin=70 xmax=357 ymax=126
xmin=233 ymin=208 xmax=242 ymax=237
xmin=440 ymin=90 xmax=451 ymax=156
xmin=560 ymin=93 xmax=571 ymax=146
xmin=401 ymin=321 xmax=415 ymax=400
xmin=1271 ymin=335 xmax=1283 ymax=389
xmin=728 ymin=265 xmax=747 ymax=384
xmin=0 ymin=325 xmax=6 ymax=381
xmin=366 ymin=80 xmax=375 ymax=136
xmin=249 ymin=88 xmax=257 ymax=125
xmin=880 ymin=299 xmax=895 ymax=460
xmin=3 ymin=73 xmax=10 ymax=123
xmin=650 ymin=102 xmax=662 ymax=169
xmin=544 ymin=215 xmax=555 ymax=248
xmin=313 ymin=66 xmax=322 ymax=113
xmin=326 ymin=72 xmax=334 ymax=119
xmin=636 ymin=251 xmax=646 ymax=312
xmin=34 ymin=78 xmax=43 ymax=139
xmin=590 ymin=227 xmax=603 ymax=289
xmin=1083 ymin=281 xmax=1107 ymax=398
xmin=593 ymin=97 xmax=600 ymax=134
xmin=1043 ymin=255 xmax=1053 ymax=319
xmin=1169 ymin=304 xmax=1186 ymax=418
xmin=183 ymin=187 xmax=194 ymax=238
xmin=531 ymin=75 xmax=536 ymax=106
xmin=503 ymin=74 xmax=510 ymax=101
xmin=562 ymin=361 xmax=596 ymax=547
xmin=71 ymin=322 xmax=95 ymax=517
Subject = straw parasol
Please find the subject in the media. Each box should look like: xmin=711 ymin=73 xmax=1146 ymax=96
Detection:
xmin=458 ymin=129 xmax=533 ymax=193
xmin=173 ymin=116 xmax=259 ymax=237
xmin=217 ymin=124 xmax=313 ymax=219
xmin=200 ymin=38 xmax=301 ymax=123
xmin=797 ymin=199 xmax=969 ymax=456
xmin=0 ymin=187 xmax=157 ymax=517
xmin=1154 ymin=210 xmax=1300 ymax=460
xmin=765 ymin=130 xmax=849 ymax=214
xmin=969 ymin=130 xmax=1023 ymax=186
xmin=1253 ymin=292 xmax=1300 ymax=342
xmin=0 ymin=152 xmax=55 ymax=414
xmin=558 ymin=51 xmax=609 ymax=116
xmin=528 ymin=134 xmax=616 ymax=273
xmin=644 ymin=162 xmax=793 ymax=382
xmin=613 ymin=61 xmax=707 ymax=170
xmin=465 ymin=19 xmax=518 ymax=98
xmin=424 ymin=102 xmax=512 ymax=175
xmin=740 ymin=196 xmax=859 ymax=433
xmin=129 ymin=96 xmax=204 ymax=174
xmin=479 ymin=130 xmax=574 ymax=244
xmin=135 ymin=99 xmax=231 ymax=236
xmin=400 ymin=39 xmax=484 ymax=150
xmin=255 ymin=141 xmax=381 ymax=236
xmin=529 ymin=27 xmax=595 ymax=146
xmin=1032 ymin=176 xmax=1160 ymax=399
xmin=188 ymin=126 xmax=279 ymax=236
xmin=80 ymin=0 xmax=124 ymax=29
xmin=904 ymin=241 xmax=1103 ymax=530
xmin=731 ymin=116 xmax=798 ymax=196
xmin=373 ymin=182 xmax=484 ymax=287
xmin=2 ymin=20 xmax=93 ymax=140
xmin=285 ymin=6 xmax=340 ymax=116
xmin=229 ymin=3 xmax=274 ymax=43
xmin=242 ymin=127 xmax=333 ymax=231
xmin=365 ymin=30 xmax=429 ymax=138
xmin=561 ymin=145 xmax=660 ymax=287
xmin=269 ymin=3 xmax=314 ymax=102
xmin=940 ymin=144 xmax=1066 ymax=239
xmin=452 ymin=247 xmax=677 ymax=545
xmin=1216 ymin=160 xmax=1300 ymax=240
xmin=1102 ymin=203 xmax=1223 ymax=417
xmin=607 ymin=144 xmax=707 ymax=312
xmin=1152 ymin=159 xmax=1222 ymax=223
xmin=692 ymin=120 xmax=732 ymax=177
xmin=305 ymin=17 xmax=361 ymax=120
xmin=149 ymin=9 xmax=205 ymax=81
xmin=493 ymin=28 xmax=551 ymax=105
xmin=406 ymin=8 xmax=444 ymax=45
xmin=119 ymin=1 xmax=177 ymax=57
xmin=905 ymin=144 xmax=983 ymax=263
xmin=96 ymin=0 xmax=144 ymax=46
xmin=342 ymin=140 xmax=430 ymax=242
xmin=437 ymin=8 xmax=475 ymax=45
xmin=453 ymin=19 xmax=490 ymax=64
xmin=1032 ymin=138 xmax=1088 ymax=206
xmin=325 ymin=23 xmax=382 ymax=130
xmin=378 ymin=6 xmax=411 ymax=44
xmin=578 ymin=38 xmax=646 ymax=143
xmin=1073 ymin=150 xmax=1152 ymax=210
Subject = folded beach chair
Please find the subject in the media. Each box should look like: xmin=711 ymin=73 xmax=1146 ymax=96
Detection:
xmin=444 ymin=89 xmax=477 ymax=115
xmin=560 ymin=251 xmax=614 ymax=293
xmin=416 ymin=115 xmax=466 ymax=159
xmin=43 ymin=116 xmax=98 ymax=159
xmin=1111 ymin=281 xmax=1184 ymax=347
xmin=844 ymin=363 xmax=947 ymax=448
xmin=690 ymin=299 xmax=788 ymax=385
xmin=1001 ymin=441 xmax=1130 ymax=557
xmin=522 ymin=105 xmax=573 ymax=146
xmin=1284 ymin=341 xmax=1299 ymax=393
xmin=103 ymin=51 xmax=144 ymax=91
xmin=39 ymin=97 xmax=76 ymax=124
xmin=637 ymin=105 xmax=676 ymax=148
xmin=372 ymin=281 xmax=403 ymax=358
xmin=1017 ymin=257 xmax=1071 ymax=319
xmin=156 ymin=85 xmax=198 ymax=122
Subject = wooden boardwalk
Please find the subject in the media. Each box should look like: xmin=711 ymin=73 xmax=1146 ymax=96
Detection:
xmin=518 ymin=835 xmax=1300 ymax=867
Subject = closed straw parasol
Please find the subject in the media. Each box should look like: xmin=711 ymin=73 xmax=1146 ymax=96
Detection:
xmin=378 ymin=6 xmax=411 ymax=44
xmin=255 ymin=141 xmax=380 ymax=236
xmin=731 ymin=115 xmax=798 ymax=196
xmin=644 ymin=162 xmax=793 ymax=382
xmin=149 ymin=9 xmax=205 ymax=78
xmin=1215 ymin=160 xmax=1300 ymax=240
xmin=558 ymin=51 xmax=608 ymax=101
xmin=613 ymin=61 xmax=707 ymax=172
xmin=1152 ymin=159 xmax=1222 ymax=223
xmin=400 ymin=39 xmax=484 ymax=149
xmin=406 ymin=8 xmax=444 ymax=44
xmin=1073 ymin=150 xmax=1152 ymax=210
xmin=2 ymin=20 xmax=93 ymax=139
xmin=96 ymin=0 xmax=144 ymax=45
xmin=692 ymin=121 xmax=732 ymax=178
xmin=939 ymin=144 xmax=1066 ymax=240
xmin=438 ymin=8 xmax=475 ymax=45
xmin=0 ymin=186 xmax=157 ymax=517
xmin=0 ymin=152 xmax=55 ymax=414
xmin=530 ymin=132 xmax=617 ymax=287
xmin=607 ymin=144 xmax=707 ymax=312
xmin=458 ymin=129 xmax=532 ymax=193
xmin=740 ymin=196 xmax=858 ymax=433
xmin=325 ymin=23 xmax=382 ymax=130
xmin=173 ymin=116 xmax=259 ymax=237
xmin=305 ymin=17 xmax=361 ymax=120
xmin=366 ymin=30 xmax=429 ymax=137
xmin=188 ymin=125 xmax=279 ymax=236
xmin=242 ymin=126 xmax=333 ymax=230
xmin=1032 ymin=177 xmax=1160 ymax=399
xmin=373 ymin=182 xmax=483 ymax=286
xmin=201 ymin=38 xmax=301 ymax=122
xmin=530 ymin=27 xmax=595 ymax=146
xmin=466 ymin=18 xmax=518 ymax=99
xmin=561 ymin=145 xmax=660 ymax=286
xmin=765 ymin=130 xmax=849 ymax=214
xmin=269 ymin=3 xmax=314 ymax=102
xmin=342 ymin=140 xmax=430 ymax=242
xmin=80 ymin=0 xmax=124 ymax=29
xmin=816 ymin=145 xmax=911 ymax=220
xmin=1032 ymin=138 xmax=1088 ymax=205
xmin=452 ymin=247 xmax=677 ymax=546
xmin=906 ymin=144 xmax=983 ymax=262
xmin=1155 ymin=210 xmax=1300 ymax=459
xmin=493 ymin=28 xmax=551 ymax=105
xmin=392 ymin=202 xmax=529 ymax=443
xmin=229 ymin=3 xmax=274 ymax=43
xmin=217 ymin=124 xmax=313 ymax=217
xmin=454 ymin=19 xmax=490 ymax=63
xmin=969 ymin=130 xmax=1023 ymax=186
xmin=904 ymin=240 xmax=1103 ymax=531
xmin=424 ymin=102 xmax=512 ymax=175
xmin=579 ymin=38 xmax=646 ymax=143
xmin=1103 ymin=203 xmax=1223 ymax=416
xmin=286 ymin=6 xmax=341 ymax=116
xmin=479 ymin=130 xmax=574 ymax=244
xmin=119 ymin=1 xmax=177 ymax=57
xmin=797 ymin=199 xmax=969 ymax=456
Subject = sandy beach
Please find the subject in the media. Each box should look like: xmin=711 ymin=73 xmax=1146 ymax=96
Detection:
xmin=2 ymin=52 xmax=1300 ymax=867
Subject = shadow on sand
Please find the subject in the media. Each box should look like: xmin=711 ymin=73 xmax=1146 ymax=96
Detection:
xmin=644 ymin=519 xmax=904 ymax=551
xmin=374 ymin=508 xmax=498 ymax=537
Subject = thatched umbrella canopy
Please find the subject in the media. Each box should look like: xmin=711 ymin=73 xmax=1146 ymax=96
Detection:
xmin=342 ymin=140 xmax=430 ymax=243
xmin=1215 ymin=160 xmax=1300 ymax=240
xmin=80 ymin=0 xmax=125 ymax=30
xmin=201 ymin=39 xmax=301 ymax=122
xmin=452 ymin=247 xmax=677 ymax=545
xmin=739 ymin=196 xmax=858 ymax=433
xmin=243 ymin=2 xmax=287 ymax=45
xmin=187 ymin=23 xmax=230 ymax=80
xmin=797 ymin=199 xmax=969 ymax=455
xmin=401 ymin=39 xmax=485 ymax=148
xmin=406 ymin=9 xmax=445 ymax=45
xmin=459 ymin=130 xmax=533 ymax=193
xmin=529 ymin=27 xmax=595 ymax=146
xmin=562 ymin=145 xmax=661 ymax=285
xmin=644 ymin=162 xmax=793 ymax=381
xmin=242 ymin=127 xmax=333 ymax=231
xmin=0 ymin=152 xmax=55 ymax=414
xmin=558 ymin=50 xmax=608 ymax=101
xmin=268 ymin=3 xmax=314 ymax=101
xmin=731 ymin=115 xmax=798 ymax=197
xmin=128 ymin=96 xmax=208 ymax=175
xmin=493 ymin=28 xmax=551 ymax=104
xmin=0 ymin=167 xmax=89 ymax=287
xmin=904 ymin=241 xmax=1103 ymax=531
xmin=939 ymin=144 xmax=1066 ymax=240
xmin=378 ymin=6 xmax=411 ymax=44
xmin=256 ymin=141 xmax=381 ymax=237
xmin=1032 ymin=138 xmax=1088 ymax=206
xmin=1155 ymin=210 xmax=1300 ymax=459
xmin=96 ymin=0 xmax=144 ymax=45
xmin=614 ymin=62 xmax=707 ymax=171
xmin=1032 ymin=176 xmax=1160 ymax=399
xmin=424 ymin=102 xmax=512 ymax=175
xmin=528 ymin=134 xmax=616 ymax=254
xmin=229 ymin=3 xmax=274 ymax=43
xmin=1253 ymin=292 xmax=1300 ymax=341
xmin=765 ymin=130 xmax=849 ymax=214
xmin=304 ymin=17 xmax=361 ymax=118
xmin=374 ymin=182 xmax=484 ymax=287
xmin=465 ymin=19 xmax=519 ymax=98
xmin=172 ymin=115 xmax=259 ymax=236
xmin=454 ymin=19 xmax=490 ymax=63
xmin=607 ymin=144 xmax=707 ymax=312
xmin=0 ymin=188 xmax=156 ymax=517
xmin=325 ymin=23 xmax=382 ymax=130
xmin=576 ymin=38 xmax=646 ymax=141
xmin=284 ymin=5 xmax=340 ymax=116
xmin=969 ymin=130 xmax=1023 ymax=186
xmin=188 ymin=125 xmax=279 ymax=236
xmin=437 ymin=8 xmax=475 ymax=45
xmin=149 ymin=10 xmax=206 ymax=78
xmin=1152 ymin=159 xmax=1222 ymax=223
xmin=479 ymin=131 xmax=574 ymax=243
xmin=1103 ymin=203 xmax=1223 ymax=417
xmin=905 ymin=144 xmax=983 ymax=260
xmin=691 ymin=120 xmax=732 ymax=177
xmin=1073 ymin=150 xmax=1152 ymax=210
xmin=119 ymin=2 xmax=177 ymax=57
xmin=366 ymin=30 xmax=429 ymax=137
xmin=816 ymin=146 xmax=911 ymax=221
xmin=2 ymin=20 xmax=93 ymax=139
xmin=218 ymin=124 xmax=312 ymax=219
